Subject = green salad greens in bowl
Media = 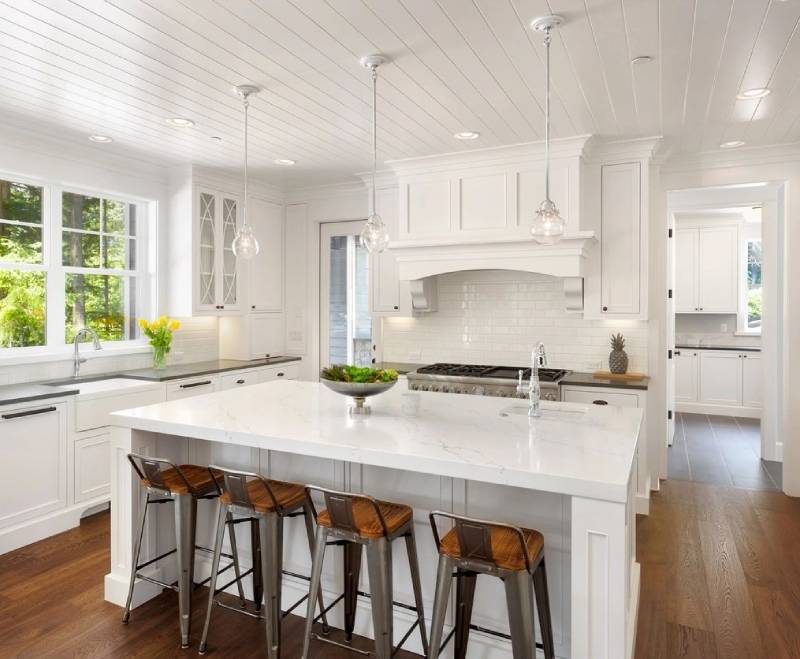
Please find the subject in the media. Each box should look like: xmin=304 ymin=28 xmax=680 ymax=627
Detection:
xmin=320 ymin=365 xmax=399 ymax=415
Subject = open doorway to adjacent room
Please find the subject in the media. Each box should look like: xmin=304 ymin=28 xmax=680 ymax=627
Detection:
xmin=665 ymin=183 xmax=784 ymax=490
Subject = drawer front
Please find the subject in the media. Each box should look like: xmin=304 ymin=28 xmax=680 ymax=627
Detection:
xmin=561 ymin=387 xmax=640 ymax=408
xmin=74 ymin=432 xmax=111 ymax=503
xmin=166 ymin=377 xmax=220 ymax=400
xmin=220 ymin=370 xmax=260 ymax=390
xmin=260 ymin=363 xmax=299 ymax=382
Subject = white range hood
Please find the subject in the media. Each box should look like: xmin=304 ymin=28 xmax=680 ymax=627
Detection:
xmin=391 ymin=231 xmax=596 ymax=281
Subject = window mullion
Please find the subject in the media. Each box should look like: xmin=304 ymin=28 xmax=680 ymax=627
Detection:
xmin=46 ymin=185 xmax=66 ymax=347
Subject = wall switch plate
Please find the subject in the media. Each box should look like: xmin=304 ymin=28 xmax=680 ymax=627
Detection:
xmin=720 ymin=323 xmax=728 ymax=333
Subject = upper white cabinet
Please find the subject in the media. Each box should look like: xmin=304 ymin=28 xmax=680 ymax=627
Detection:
xmin=370 ymin=186 xmax=407 ymax=315
xmin=675 ymin=225 xmax=738 ymax=313
xmin=196 ymin=188 xmax=241 ymax=314
xmin=600 ymin=162 xmax=642 ymax=315
xmin=247 ymin=195 xmax=284 ymax=312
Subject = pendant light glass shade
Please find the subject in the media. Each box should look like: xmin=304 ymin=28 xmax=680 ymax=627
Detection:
xmin=530 ymin=16 xmax=566 ymax=245
xmin=360 ymin=55 xmax=390 ymax=253
xmin=232 ymin=85 xmax=260 ymax=260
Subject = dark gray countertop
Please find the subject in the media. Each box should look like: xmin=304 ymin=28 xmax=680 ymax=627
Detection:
xmin=675 ymin=344 xmax=760 ymax=352
xmin=560 ymin=372 xmax=649 ymax=391
xmin=119 ymin=356 xmax=301 ymax=382
xmin=0 ymin=383 xmax=80 ymax=407
xmin=373 ymin=362 xmax=425 ymax=376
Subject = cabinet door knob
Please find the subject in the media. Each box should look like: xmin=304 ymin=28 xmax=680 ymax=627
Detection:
xmin=393 ymin=305 xmax=399 ymax=310
xmin=236 ymin=379 xmax=245 ymax=384
xmin=252 ymin=305 xmax=256 ymax=309
xmin=602 ymin=306 xmax=608 ymax=312
xmin=277 ymin=372 xmax=285 ymax=377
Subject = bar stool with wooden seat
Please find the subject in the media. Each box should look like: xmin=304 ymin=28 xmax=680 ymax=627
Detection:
xmin=122 ymin=454 xmax=245 ymax=649
xmin=301 ymin=486 xmax=429 ymax=659
xmin=427 ymin=511 xmax=555 ymax=659
xmin=198 ymin=466 xmax=329 ymax=658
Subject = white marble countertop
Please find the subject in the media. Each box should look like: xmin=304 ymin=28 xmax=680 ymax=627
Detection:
xmin=112 ymin=381 xmax=642 ymax=502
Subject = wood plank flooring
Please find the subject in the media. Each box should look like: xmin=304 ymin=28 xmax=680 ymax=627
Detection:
xmin=2 ymin=480 xmax=800 ymax=658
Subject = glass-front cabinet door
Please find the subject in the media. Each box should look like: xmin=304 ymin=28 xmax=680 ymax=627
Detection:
xmin=195 ymin=188 xmax=239 ymax=313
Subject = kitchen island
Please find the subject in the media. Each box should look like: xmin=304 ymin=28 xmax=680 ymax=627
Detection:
xmin=106 ymin=380 xmax=642 ymax=659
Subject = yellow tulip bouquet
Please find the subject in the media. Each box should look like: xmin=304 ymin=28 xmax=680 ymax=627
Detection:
xmin=138 ymin=316 xmax=181 ymax=369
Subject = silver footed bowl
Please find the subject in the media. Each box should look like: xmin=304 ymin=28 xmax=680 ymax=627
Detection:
xmin=320 ymin=378 xmax=397 ymax=414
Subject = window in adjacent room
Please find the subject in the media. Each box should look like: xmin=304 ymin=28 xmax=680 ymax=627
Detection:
xmin=741 ymin=237 xmax=762 ymax=334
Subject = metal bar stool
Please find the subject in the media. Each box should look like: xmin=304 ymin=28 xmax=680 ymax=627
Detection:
xmin=427 ymin=511 xmax=555 ymax=659
xmin=199 ymin=466 xmax=329 ymax=658
xmin=301 ymin=485 xmax=429 ymax=659
xmin=122 ymin=453 xmax=245 ymax=649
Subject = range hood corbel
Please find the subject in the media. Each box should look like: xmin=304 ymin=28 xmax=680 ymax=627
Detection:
xmin=409 ymin=277 xmax=438 ymax=313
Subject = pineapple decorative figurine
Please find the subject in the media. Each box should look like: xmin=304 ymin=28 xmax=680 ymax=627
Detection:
xmin=609 ymin=333 xmax=629 ymax=374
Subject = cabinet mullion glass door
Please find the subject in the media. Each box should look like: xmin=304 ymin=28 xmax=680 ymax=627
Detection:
xmin=221 ymin=196 xmax=238 ymax=307
xmin=198 ymin=191 xmax=217 ymax=308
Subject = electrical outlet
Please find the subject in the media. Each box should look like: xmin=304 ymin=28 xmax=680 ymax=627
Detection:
xmin=720 ymin=323 xmax=728 ymax=333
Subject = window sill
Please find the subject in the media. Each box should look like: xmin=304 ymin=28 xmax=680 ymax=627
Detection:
xmin=734 ymin=332 xmax=761 ymax=338
xmin=0 ymin=342 xmax=151 ymax=366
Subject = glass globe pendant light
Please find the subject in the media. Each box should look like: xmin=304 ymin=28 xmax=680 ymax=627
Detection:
xmin=530 ymin=16 xmax=566 ymax=245
xmin=360 ymin=54 xmax=390 ymax=253
xmin=231 ymin=84 xmax=260 ymax=259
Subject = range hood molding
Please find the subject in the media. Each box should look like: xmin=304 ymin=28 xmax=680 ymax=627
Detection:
xmin=392 ymin=231 xmax=597 ymax=281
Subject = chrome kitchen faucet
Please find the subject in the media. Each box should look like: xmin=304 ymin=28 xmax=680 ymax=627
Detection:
xmin=73 ymin=327 xmax=102 ymax=377
xmin=517 ymin=342 xmax=548 ymax=417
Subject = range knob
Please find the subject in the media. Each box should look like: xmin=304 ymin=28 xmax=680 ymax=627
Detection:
xmin=431 ymin=386 xmax=440 ymax=392
xmin=474 ymin=386 xmax=485 ymax=396
xmin=421 ymin=385 xmax=429 ymax=391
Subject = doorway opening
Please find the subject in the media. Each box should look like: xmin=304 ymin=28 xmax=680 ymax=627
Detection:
xmin=665 ymin=183 xmax=784 ymax=490
xmin=319 ymin=220 xmax=373 ymax=369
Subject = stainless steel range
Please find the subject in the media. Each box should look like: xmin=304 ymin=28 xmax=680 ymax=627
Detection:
xmin=407 ymin=363 xmax=568 ymax=400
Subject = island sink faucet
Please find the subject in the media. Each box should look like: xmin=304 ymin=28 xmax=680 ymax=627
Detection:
xmin=73 ymin=327 xmax=102 ymax=377
xmin=517 ymin=342 xmax=548 ymax=418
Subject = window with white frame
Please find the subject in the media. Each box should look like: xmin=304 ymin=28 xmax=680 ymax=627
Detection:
xmin=741 ymin=237 xmax=762 ymax=334
xmin=0 ymin=175 xmax=152 ymax=351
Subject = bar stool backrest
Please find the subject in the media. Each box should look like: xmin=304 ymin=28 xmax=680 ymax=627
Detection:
xmin=305 ymin=484 xmax=390 ymax=538
xmin=127 ymin=453 xmax=190 ymax=495
xmin=429 ymin=510 xmax=532 ymax=573
xmin=209 ymin=465 xmax=281 ymax=514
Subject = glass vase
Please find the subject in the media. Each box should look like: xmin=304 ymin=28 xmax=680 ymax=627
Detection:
xmin=152 ymin=345 xmax=169 ymax=370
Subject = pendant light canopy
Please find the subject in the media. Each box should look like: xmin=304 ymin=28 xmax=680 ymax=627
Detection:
xmin=360 ymin=54 xmax=390 ymax=254
xmin=232 ymin=84 xmax=261 ymax=260
xmin=530 ymin=15 xmax=566 ymax=245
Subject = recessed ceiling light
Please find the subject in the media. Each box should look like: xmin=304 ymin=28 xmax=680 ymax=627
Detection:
xmin=720 ymin=140 xmax=745 ymax=149
xmin=88 ymin=134 xmax=113 ymax=143
xmin=166 ymin=117 xmax=195 ymax=127
xmin=274 ymin=158 xmax=296 ymax=166
xmin=454 ymin=131 xmax=480 ymax=140
xmin=736 ymin=88 xmax=771 ymax=100
xmin=631 ymin=55 xmax=653 ymax=64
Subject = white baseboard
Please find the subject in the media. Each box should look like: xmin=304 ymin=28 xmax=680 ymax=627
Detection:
xmin=0 ymin=495 xmax=110 ymax=555
xmin=104 ymin=569 xmax=164 ymax=609
xmin=676 ymin=402 xmax=761 ymax=418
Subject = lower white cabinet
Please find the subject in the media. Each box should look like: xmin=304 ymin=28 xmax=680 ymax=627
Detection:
xmin=167 ymin=376 xmax=220 ymax=400
xmin=0 ymin=402 xmax=67 ymax=531
xmin=675 ymin=349 xmax=761 ymax=416
xmin=260 ymin=363 xmax=299 ymax=382
xmin=74 ymin=431 xmax=112 ymax=503
xmin=674 ymin=350 xmax=698 ymax=402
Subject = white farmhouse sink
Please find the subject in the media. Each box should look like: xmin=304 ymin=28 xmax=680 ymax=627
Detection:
xmin=66 ymin=378 xmax=165 ymax=432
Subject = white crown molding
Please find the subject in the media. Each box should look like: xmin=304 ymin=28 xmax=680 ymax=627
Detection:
xmin=583 ymin=136 xmax=664 ymax=163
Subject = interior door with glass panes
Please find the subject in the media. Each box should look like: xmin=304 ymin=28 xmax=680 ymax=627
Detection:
xmin=319 ymin=220 xmax=373 ymax=369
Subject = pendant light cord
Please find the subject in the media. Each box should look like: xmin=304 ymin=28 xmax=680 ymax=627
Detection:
xmin=371 ymin=65 xmax=378 ymax=216
xmin=243 ymin=95 xmax=249 ymax=228
xmin=544 ymin=26 xmax=551 ymax=203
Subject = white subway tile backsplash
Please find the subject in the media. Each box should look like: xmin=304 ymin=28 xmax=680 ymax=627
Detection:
xmin=382 ymin=271 xmax=648 ymax=373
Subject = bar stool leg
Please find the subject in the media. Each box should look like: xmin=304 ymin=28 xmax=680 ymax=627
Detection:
xmin=533 ymin=559 xmax=555 ymax=659
xmin=454 ymin=570 xmax=477 ymax=659
xmin=404 ymin=526 xmax=429 ymax=655
xmin=302 ymin=501 xmax=330 ymax=632
xmin=259 ymin=514 xmax=283 ymax=659
xmin=365 ymin=537 xmax=393 ymax=659
xmin=199 ymin=503 xmax=228 ymax=654
xmin=503 ymin=571 xmax=537 ymax=659
xmin=302 ymin=525 xmax=329 ymax=659
xmin=427 ymin=554 xmax=454 ymax=659
xmin=174 ymin=493 xmax=195 ymax=648
xmin=251 ymin=519 xmax=263 ymax=611
xmin=225 ymin=510 xmax=246 ymax=605
xmin=343 ymin=542 xmax=362 ymax=642
xmin=122 ymin=488 xmax=149 ymax=624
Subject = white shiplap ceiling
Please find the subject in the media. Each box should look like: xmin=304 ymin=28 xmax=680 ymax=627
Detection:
xmin=1 ymin=0 xmax=799 ymax=186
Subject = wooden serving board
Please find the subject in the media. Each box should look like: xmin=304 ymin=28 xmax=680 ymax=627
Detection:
xmin=592 ymin=371 xmax=647 ymax=381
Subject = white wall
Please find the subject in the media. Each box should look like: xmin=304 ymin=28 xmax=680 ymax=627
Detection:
xmin=382 ymin=270 xmax=648 ymax=372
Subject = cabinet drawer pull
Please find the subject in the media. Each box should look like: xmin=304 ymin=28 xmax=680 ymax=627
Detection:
xmin=674 ymin=350 xmax=681 ymax=356
xmin=236 ymin=379 xmax=246 ymax=384
xmin=2 ymin=406 xmax=57 ymax=420
xmin=179 ymin=380 xmax=212 ymax=389
xmin=592 ymin=400 xmax=609 ymax=406
xmin=276 ymin=372 xmax=285 ymax=377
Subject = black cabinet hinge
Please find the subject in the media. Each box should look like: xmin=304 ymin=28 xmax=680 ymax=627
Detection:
xmin=668 ymin=349 xmax=673 ymax=359
xmin=668 ymin=410 xmax=673 ymax=420
xmin=668 ymin=228 xmax=673 ymax=238
xmin=668 ymin=288 xmax=673 ymax=299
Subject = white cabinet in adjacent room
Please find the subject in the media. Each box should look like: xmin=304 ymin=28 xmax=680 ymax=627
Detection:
xmin=699 ymin=351 xmax=742 ymax=406
xmin=600 ymin=161 xmax=642 ymax=316
xmin=741 ymin=353 xmax=762 ymax=408
xmin=674 ymin=350 xmax=699 ymax=402
xmin=675 ymin=225 xmax=738 ymax=313
xmin=0 ymin=402 xmax=67 ymax=530
xmin=248 ymin=195 xmax=284 ymax=312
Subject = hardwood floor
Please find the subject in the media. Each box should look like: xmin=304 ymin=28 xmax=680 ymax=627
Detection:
xmin=2 ymin=481 xmax=800 ymax=658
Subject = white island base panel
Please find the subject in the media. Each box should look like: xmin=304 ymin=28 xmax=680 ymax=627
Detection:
xmin=106 ymin=433 xmax=639 ymax=659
